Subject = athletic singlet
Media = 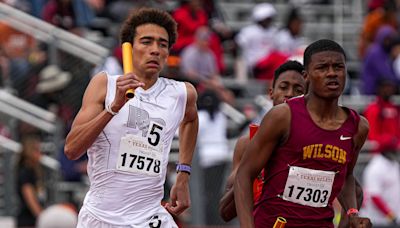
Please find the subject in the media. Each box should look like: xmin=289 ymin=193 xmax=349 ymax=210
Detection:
xmin=254 ymin=96 xmax=360 ymax=227
xmin=82 ymin=73 xmax=187 ymax=225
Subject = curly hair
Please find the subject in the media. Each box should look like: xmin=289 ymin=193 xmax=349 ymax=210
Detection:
xmin=120 ymin=8 xmax=178 ymax=49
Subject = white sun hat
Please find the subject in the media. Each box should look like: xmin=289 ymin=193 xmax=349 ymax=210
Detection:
xmin=36 ymin=65 xmax=72 ymax=94
xmin=252 ymin=3 xmax=277 ymax=22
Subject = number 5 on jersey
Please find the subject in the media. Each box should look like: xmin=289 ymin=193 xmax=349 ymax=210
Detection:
xmin=117 ymin=125 xmax=164 ymax=176
xmin=147 ymin=121 xmax=164 ymax=146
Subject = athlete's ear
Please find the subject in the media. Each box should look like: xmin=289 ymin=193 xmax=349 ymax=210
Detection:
xmin=302 ymin=70 xmax=308 ymax=81
xmin=302 ymin=70 xmax=310 ymax=94
xmin=268 ymin=85 xmax=274 ymax=100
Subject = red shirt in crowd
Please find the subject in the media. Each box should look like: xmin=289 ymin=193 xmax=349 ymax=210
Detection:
xmin=364 ymin=97 xmax=400 ymax=153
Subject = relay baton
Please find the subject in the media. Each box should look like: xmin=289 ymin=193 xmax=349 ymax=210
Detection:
xmin=249 ymin=124 xmax=259 ymax=139
xmin=273 ymin=216 xmax=287 ymax=228
xmin=122 ymin=42 xmax=135 ymax=99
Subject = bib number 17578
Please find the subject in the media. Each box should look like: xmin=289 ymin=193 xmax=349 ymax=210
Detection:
xmin=120 ymin=153 xmax=160 ymax=173
xmin=117 ymin=134 xmax=163 ymax=176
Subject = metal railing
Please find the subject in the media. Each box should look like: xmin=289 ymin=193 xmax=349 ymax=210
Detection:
xmin=0 ymin=90 xmax=57 ymax=133
xmin=0 ymin=135 xmax=60 ymax=170
xmin=0 ymin=89 xmax=63 ymax=216
xmin=0 ymin=2 xmax=109 ymax=66
xmin=0 ymin=89 xmax=61 ymax=169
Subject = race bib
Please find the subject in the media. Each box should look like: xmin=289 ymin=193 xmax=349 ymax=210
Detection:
xmin=282 ymin=166 xmax=335 ymax=207
xmin=116 ymin=134 xmax=163 ymax=176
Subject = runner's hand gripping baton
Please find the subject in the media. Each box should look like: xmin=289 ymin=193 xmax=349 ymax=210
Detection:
xmin=122 ymin=42 xmax=135 ymax=99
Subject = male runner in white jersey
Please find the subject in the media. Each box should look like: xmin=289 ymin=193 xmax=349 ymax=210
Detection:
xmin=64 ymin=8 xmax=198 ymax=228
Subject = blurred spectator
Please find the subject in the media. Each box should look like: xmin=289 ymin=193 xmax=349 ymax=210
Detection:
xmin=16 ymin=134 xmax=44 ymax=228
xmin=180 ymin=26 xmax=234 ymax=105
xmin=34 ymin=65 xmax=72 ymax=103
xmin=368 ymin=0 xmax=386 ymax=11
xmin=0 ymin=21 xmax=35 ymax=95
xmin=235 ymin=3 xmax=288 ymax=81
xmin=99 ymin=0 xmax=168 ymax=23
xmin=197 ymin=89 xmax=230 ymax=225
xmin=390 ymin=36 xmax=400 ymax=80
xmin=58 ymin=144 xmax=88 ymax=210
xmin=42 ymin=0 xmax=95 ymax=34
xmin=361 ymin=79 xmax=400 ymax=226
xmin=0 ymin=47 xmax=10 ymax=88
xmin=361 ymin=149 xmax=400 ymax=227
xmin=22 ymin=42 xmax=50 ymax=100
xmin=201 ymin=0 xmax=218 ymax=19
xmin=30 ymin=64 xmax=74 ymax=135
xmin=360 ymin=25 xmax=399 ymax=95
xmin=180 ymin=26 xmax=218 ymax=84
xmin=171 ymin=0 xmax=208 ymax=54
xmin=59 ymin=147 xmax=87 ymax=182
xmin=364 ymin=79 xmax=400 ymax=154
xmin=358 ymin=0 xmax=398 ymax=58
xmin=26 ymin=0 xmax=47 ymax=18
xmin=171 ymin=0 xmax=225 ymax=72
xmin=42 ymin=0 xmax=77 ymax=31
xmin=275 ymin=7 xmax=307 ymax=57
xmin=201 ymin=0 xmax=233 ymax=44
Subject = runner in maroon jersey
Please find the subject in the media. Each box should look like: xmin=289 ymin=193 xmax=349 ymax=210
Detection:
xmin=219 ymin=60 xmax=306 ymax=222
xmin=234 ymin=39 xmax=372 ymax=227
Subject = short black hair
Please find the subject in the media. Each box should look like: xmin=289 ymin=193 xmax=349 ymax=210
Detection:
xmin=120 ymin=8 xmax=177 ymax=49
xmin=272 ymin=60 xmax=304 ymax=88
xmin=303 ymin=39 xmax=346 ymax=70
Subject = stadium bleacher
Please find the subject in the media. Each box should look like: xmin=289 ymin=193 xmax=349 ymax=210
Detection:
xmin=0 ymin=0 xmax=393 ymax=227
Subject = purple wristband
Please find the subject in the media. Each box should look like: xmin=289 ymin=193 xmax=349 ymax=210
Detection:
xmin=176 ymin=164 xmax=191 ymax=174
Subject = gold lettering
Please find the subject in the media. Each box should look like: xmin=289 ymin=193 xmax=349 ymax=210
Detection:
xmin=324 ymin=144 xmax=332 ymax=159
xmin=313 ymin=145 xmax=318 ymax=158
xmin=338 ymin=149 xmax=347 ymax=164
xmin=303 ymin=144 xmax=347 ymax=164
xmin=317 ymin=144 xmax=324 ymax=158
xmin=303 ymin=145 xmax=314 ymax=160
xmin=332 ymin=146 xmax=339 ymax=161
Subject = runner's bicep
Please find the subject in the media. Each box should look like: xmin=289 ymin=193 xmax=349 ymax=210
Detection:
xmin=240 ymin=106 xmax=290 ymax=178
xmin=349 ymin=117 xmax=369 ymax=174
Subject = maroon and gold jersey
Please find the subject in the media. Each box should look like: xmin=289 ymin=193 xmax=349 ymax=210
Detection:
xmin=254 ymin=96 xmax=360 ymax=227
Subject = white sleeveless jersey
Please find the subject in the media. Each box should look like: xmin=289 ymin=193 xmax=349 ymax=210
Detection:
xmin=83 ymin=73 xmax=187 ymax=225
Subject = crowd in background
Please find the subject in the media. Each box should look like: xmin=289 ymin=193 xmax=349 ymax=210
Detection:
xmin=0 ymin=0 xmax=400 ymax=227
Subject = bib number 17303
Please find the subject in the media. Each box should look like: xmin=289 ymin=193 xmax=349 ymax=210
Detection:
xmin=287 ymin=185 xmax=329 ymax=204
xmin=282 ymin=166 xmax=335 ymax=207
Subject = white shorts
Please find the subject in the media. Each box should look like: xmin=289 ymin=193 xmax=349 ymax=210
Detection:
xmin=77 ymin=206 xmax=178 ymax=228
